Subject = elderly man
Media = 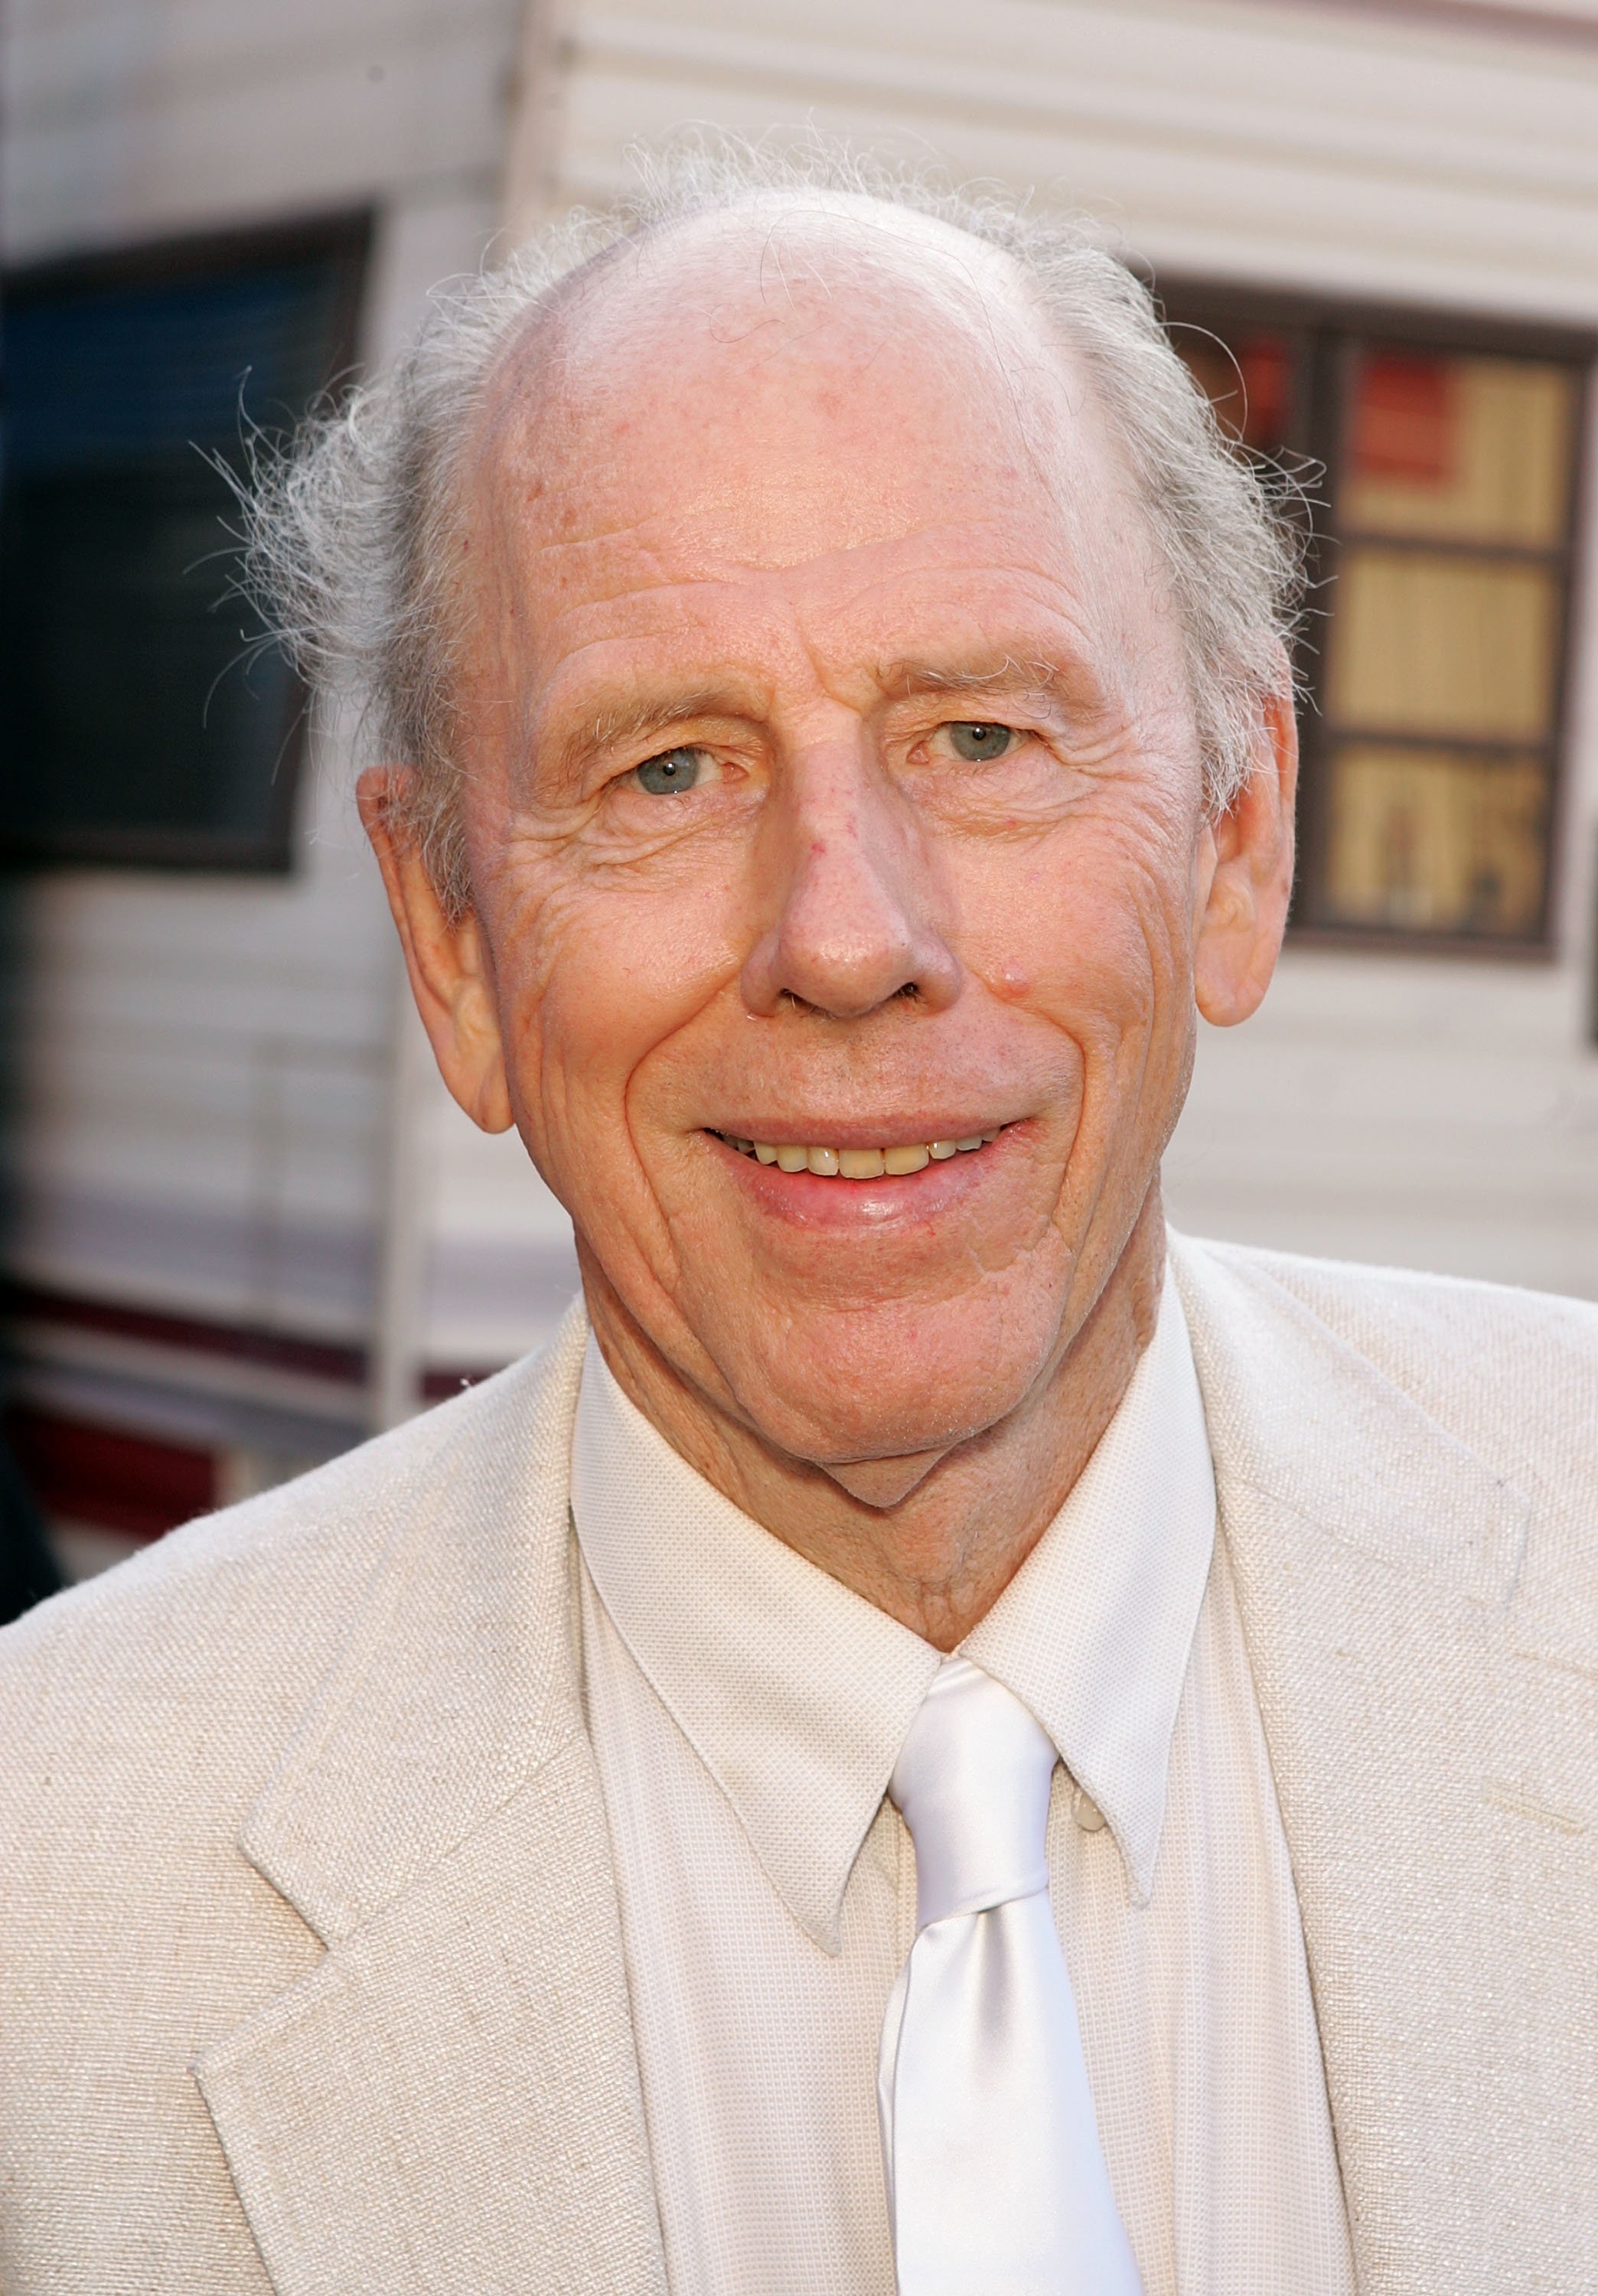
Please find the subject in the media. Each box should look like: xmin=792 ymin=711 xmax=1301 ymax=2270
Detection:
xmin=2 ymin=155 xmax=1594 ymax=2296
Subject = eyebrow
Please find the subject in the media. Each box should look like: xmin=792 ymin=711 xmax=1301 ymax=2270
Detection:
xmin=878 ymin=654 xmax=1066 ymax=703
xmin=549 ymin=686 xmax=753 ymax=787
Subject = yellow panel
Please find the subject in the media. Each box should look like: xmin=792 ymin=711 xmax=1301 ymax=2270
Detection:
xmin=1342 ymin=354 xmax=1576 ymax=548
xmin=1326 ymin=547 xmax=1559 ymax=742
xmin=1320 ymin=745 xmax=1550 ymax=937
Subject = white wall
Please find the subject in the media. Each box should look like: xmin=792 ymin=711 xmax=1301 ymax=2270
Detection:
xmin=531 ymin=0 xmax=1598 ymax=324
xmin=2 ymin=0 xmax=523 ymax=262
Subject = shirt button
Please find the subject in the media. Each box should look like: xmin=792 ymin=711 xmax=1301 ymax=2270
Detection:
xmin=1073 ymin=1785 xmax=1107 ymax=1833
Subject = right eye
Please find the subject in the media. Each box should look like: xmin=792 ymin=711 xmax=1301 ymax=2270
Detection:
xmin=943 ymin=721 xmax=1016 ymax=763
xmin=632 ymin=747 xmax=709 ymax=797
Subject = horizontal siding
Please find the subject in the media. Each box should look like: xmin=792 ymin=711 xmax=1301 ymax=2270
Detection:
xmin=1164 ymin=948 xmax=1598 ymax=1296
xmin=3 ymin=0 xmax=522 ymax=258
xmin=1 ymin=750 xmax=393 ymax=1339
xmin=540 ymin=0 xmax=1598 ymax=319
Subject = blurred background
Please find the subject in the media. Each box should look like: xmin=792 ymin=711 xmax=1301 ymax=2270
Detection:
xmin=2 ymin=0 xmax=1596 ymax=1605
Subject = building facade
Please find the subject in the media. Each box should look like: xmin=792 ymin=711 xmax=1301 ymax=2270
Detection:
xmin=4 ymin=0 xmax=1596 ymax=1573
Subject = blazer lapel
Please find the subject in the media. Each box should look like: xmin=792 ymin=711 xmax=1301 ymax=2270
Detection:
xmin=194 ymin=1303 xmax=667 ymax=2296
xmin=1172 ymin=1235 xmax=1597 ymax=2296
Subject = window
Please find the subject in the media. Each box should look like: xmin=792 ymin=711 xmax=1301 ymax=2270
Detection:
xmin=0 ymin=216 xmax=368 ymax=869
xmin=1168 ymin=292 xmax=1591 ymax=952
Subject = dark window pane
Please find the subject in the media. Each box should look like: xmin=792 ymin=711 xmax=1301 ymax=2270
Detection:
xmin=0 ymin=225 xmax=365 ymax=867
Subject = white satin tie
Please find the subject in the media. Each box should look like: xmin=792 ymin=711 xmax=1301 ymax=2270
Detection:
xmin=877 ymin=1657 xmax=1143 ymax=2296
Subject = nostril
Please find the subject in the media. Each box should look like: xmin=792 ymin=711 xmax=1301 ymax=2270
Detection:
xmin=775 ymin=983 xmax=921 ymax=1019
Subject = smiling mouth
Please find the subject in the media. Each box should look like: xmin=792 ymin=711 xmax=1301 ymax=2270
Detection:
xmin=709 ymin=1128 xmax=1003 ymax=1179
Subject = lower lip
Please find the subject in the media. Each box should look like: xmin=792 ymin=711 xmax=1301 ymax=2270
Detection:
xmin=708 ymin=1131 xmax=1012 ymax=1228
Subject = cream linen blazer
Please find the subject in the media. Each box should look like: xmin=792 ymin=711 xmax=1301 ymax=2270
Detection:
xmin=1 ymin=1234 xmax=1594 ymax=2295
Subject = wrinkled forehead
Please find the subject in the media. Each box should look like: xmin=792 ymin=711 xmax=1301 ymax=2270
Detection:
xmin=474 ymin=194 xmax=1116 ymax=514
xmin=455 ymin=196 xmax=1165 ymax=709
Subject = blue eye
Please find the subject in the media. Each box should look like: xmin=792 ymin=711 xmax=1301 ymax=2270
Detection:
xmin=634 ymin=747 xmax=705 ymax=796
xmin=947 ymin=722 xmax=1014 ymax=762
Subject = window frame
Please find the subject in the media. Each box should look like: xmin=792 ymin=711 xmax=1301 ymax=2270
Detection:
xmin=1154 ymin=276 xmax=1596 ymax=960
xmin=0 ymin=210 xmax=372 ymax=875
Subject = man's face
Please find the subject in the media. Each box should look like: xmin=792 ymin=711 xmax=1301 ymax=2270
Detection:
xmin=432 ymin=223 xmax=1265 ymax=1472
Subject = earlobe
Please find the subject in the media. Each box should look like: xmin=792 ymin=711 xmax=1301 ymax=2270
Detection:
xmin=1192 ymin=684 xmax=1299 ymax=1029
xmin=357 ymin=766 xmax=516 ymax=1134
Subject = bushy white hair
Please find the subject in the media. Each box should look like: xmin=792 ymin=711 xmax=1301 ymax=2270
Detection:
xmin=243 ymin=139 xmax=1303 ymax=915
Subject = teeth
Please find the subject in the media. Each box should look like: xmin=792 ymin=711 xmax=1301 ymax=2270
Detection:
xmin=839 ymin=1147 xmax=885 ymax=1179
xmin=722 ymin=1128 xmax=1005 ymax=1177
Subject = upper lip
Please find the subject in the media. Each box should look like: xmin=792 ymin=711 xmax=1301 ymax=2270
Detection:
xmin=710 ymin=1120 xmax=1010 ymax=1146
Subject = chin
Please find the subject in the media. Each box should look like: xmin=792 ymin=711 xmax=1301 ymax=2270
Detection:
xmin=718 ymin=1296 xmax=1061 ymax=1472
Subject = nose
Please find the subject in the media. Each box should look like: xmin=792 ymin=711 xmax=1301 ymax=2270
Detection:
xmin=740 ymin=741 xmax=963 ymax=1021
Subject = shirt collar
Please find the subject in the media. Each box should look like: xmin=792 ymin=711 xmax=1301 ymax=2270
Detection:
xmin=571 ymin=1351 xmax=941 ymax=1953
xmin=961 ymin=1264 xmax=1216 ymax=1905
xmin=571 ymin=1263 xmax=1215 ymax=1947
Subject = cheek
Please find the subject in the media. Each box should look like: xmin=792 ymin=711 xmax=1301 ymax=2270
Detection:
xmin=483 ymin=851 xmax=743 ymax=1160
xmin=959 ymin=801 xmax=1192 ymax=1060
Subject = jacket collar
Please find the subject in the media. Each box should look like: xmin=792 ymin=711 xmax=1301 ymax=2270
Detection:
xmin=234 ymin=1302 xmax=589 ymax=1948
xmin=194 ymin=1301 xmax=668 ymax=2296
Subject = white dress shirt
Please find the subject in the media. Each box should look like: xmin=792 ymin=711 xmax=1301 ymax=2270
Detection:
xmin=571 ymin=1267 xmax=1357 ymax=2296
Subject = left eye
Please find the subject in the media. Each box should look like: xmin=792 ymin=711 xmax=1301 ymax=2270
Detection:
xmin=632 ymin=746 xmax=708 ymax=796
xmin=944 ymin=722 xmax=1015 ymax=762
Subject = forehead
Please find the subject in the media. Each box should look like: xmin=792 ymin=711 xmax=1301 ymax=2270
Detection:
xmin=462 ymin=204 xmax=1160 ymax=687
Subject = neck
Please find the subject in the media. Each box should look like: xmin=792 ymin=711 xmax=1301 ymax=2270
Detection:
xmin=582 ymin=1188 xmax=1166 ymax=1651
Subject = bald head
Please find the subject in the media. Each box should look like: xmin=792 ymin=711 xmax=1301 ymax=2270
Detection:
xmin=478 ymin=190 xmax=1105 ymax=550
xmin=541 ymin=188 xmax=1046 ymax=382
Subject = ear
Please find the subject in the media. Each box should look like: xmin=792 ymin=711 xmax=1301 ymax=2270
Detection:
xmin=358 ymin=766 xmax=514 ymax=1133
xmin=1192 ymin=683 xmax=1299 ymax=1028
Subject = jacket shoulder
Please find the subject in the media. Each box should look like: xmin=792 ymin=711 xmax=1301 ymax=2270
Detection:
xmin=0 ymin=1313 xmax=589 ymax=2284
xmin=1171 ymin=1231 xmax=1598 ymax=1502
xmin=0 ymin=1339 xmax=564 ymax=1790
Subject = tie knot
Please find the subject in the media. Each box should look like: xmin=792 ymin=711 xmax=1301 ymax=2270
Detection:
xmin=889 ymin=1658 xmax=1057 ymax=1928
